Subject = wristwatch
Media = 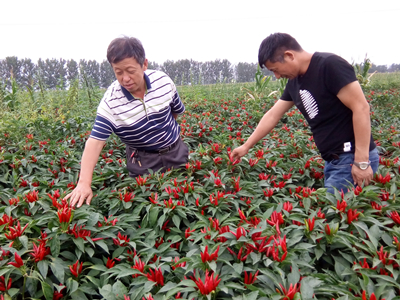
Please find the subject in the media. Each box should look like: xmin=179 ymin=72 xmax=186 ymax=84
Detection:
xmin=353 ymin=161 xmax=371 ymax=170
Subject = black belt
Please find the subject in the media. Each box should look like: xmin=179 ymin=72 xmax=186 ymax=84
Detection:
xmin=140 ymin=139 xmax=180 ymax=154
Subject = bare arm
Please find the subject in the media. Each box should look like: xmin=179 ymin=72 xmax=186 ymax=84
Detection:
xmin=231 ymin=100 xmax=294 ymax=161
xmin=337 ymin=81 xmax=373 ymax=186
xmin=64 ymin=137 xmax=106 ymax=207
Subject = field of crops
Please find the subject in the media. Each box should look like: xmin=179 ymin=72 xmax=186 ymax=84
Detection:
xmin=1 ymin=75 xmax=400 ymax=300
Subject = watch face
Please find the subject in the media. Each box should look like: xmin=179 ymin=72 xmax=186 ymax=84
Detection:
xmin=359 ymin=163 xmax=369 ymax=170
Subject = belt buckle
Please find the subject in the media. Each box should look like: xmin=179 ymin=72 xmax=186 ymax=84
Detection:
xmin=158 ymin=147 xmax=170 ymax=154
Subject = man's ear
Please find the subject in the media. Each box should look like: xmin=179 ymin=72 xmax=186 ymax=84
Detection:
xmin=143 ymin=59 xmax=148 ymax=71
xmin=283 ymin=51 xmax=295 ymax=62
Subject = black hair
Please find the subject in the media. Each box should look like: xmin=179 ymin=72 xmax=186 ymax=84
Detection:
xmin=107 ymin=36 xmax=146 ymax=66
xmin=258 ymin=33 xmax=303 ymax=68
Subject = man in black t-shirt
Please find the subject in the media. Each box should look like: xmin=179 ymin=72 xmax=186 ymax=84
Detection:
xmin=231 ymin=33 xmax=379 ymax=194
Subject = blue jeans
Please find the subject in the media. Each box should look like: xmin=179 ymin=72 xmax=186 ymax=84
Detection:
xmin=324 ymin=148 xmax=379 ymax=194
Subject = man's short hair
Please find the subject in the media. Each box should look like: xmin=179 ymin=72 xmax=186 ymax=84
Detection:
xmin=107 ymin=36 xmax=146 ymax=66
xmin=258 ymin=33 xmax=303 ymax=68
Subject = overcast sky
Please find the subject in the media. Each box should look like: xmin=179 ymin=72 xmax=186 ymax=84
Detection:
xmin=1 ymin=0 xmax=399 ymax=66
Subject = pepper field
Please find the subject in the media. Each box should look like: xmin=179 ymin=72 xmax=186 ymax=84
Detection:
xmin=1 ymin=74 xmax=400 ymax=300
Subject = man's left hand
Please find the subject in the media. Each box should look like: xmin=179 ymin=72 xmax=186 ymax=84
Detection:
xmin=352 ymin=165 xmax=373 ymax=187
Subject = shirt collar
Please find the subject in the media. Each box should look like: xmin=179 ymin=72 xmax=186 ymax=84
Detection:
xmin=120 ymin=72 xmax=152 ymax=101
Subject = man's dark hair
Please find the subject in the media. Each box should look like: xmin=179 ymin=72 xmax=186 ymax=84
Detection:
xmin=258 ymin=33 xmax=303 ymax=68
xmin=107 ymin=36 xmax=146 ymax=66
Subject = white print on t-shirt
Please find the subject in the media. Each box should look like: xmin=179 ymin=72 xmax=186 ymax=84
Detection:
xmin=299 ymin=90 xmax=319 ymax=119
xmin=343 ymin=142 xmax=351 ymax=152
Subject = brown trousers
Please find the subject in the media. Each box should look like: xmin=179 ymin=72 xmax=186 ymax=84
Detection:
xmin=125 ymin=138 xmax=189 ymax=178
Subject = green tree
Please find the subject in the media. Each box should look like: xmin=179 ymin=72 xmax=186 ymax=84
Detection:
xmin=85 ymin=60 xmax=101 ymax=87
xmin=220 ymin=59 xmax=234 ymax=83
xmin=20 ymin=58 xmax=36 ymax=89
xmin=161 ymin=60 xmax=179 ymax=84
xmin=235 ymin=62 xmax=258 ymax=83
xmin=100 ymin=60 xmax=115 ymax=88
xmin=0 ymin=57 xmax=22 ymax=88
xmin=37 ymin=58 xmax=66 ymax=89
xmin=388 ymin=63 xmax=400 ymax=73
xmin=66 ymin=59 xmax=79 ymax=86
xmin=148 ymin=61 xmax=160 ymax=70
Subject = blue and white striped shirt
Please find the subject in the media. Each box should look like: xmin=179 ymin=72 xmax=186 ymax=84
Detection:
xmin=90 ymin=70 xmax=185 ymax=151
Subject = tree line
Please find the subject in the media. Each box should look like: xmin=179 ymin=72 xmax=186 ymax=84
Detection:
xmin=1 ymin=56 xmax=399 ymax=91
xmin=0 ymin=56 xmax=275 ymax=90
xmin=368 ymin=63 xmax=400 ymax=73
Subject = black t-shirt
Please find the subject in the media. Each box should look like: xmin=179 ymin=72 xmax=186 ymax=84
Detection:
xmin=281 ymin=52 xmax=375 ymax=161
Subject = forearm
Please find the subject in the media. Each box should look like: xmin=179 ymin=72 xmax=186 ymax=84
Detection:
xmin=78 ymin=138 xmax=106 ymax=185
xmin=243 ymin=100 xmax=293 ymax=149
xmin=337 ymin=81 xmax=372 ymax=162
xmin=353 ymin=106 xmax=371 ymax=162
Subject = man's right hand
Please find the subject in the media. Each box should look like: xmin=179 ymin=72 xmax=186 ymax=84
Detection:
xmin=64 ymin=183 xmax=93 ymax=208
xmin=231 ymin=144 xmax=250 ymax=162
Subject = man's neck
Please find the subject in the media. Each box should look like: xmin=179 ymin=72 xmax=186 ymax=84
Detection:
xmin=298 ymin=51 xmax=314 ymax=76
xmin=131 ymin=80 xmax=147 ymax=99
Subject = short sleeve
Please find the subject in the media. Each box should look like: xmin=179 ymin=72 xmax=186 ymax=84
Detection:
xmin=90 ymin=115 xmax=114 ymax=141
xmin=169 ymin=80 xmax=185 ymax=114
xmin=281 ymin=85 xmax=293 ymax=101
xmin=324 ymin=55 xmax=357 ymax=95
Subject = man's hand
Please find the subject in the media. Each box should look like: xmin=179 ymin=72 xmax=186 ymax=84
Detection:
xmin=231 ymin=144 xmax=250 ymax=162
xmin=64 ymin=183 xmax=93 ymax=208
xmin=352 ymin=165 xmax=373 ymax=187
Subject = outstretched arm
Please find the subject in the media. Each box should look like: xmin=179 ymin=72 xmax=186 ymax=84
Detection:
xmin=231 ymin=100 xmax=294 ymax=161
xmin=64 ymin=137 xmax=106 ymax=207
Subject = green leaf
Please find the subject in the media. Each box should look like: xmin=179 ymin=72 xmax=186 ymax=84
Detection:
xmin=6 ymin=288 xmax=20 ymax=298
xmin=41 ymin=281 xmax=53 ymax=300
xmin=158 ymin=281 xmax=178 ymax=293
xmin=293 ymin=292 xmax=302 ymax=300
xmin=90 ymin=264 xmax=108 ymax=272
xmin=70 ymin=289 xmax=89 ymax=300
xmin=99 ymin=284 xmax=116 ymax=300
xmin=37 ymin=260 xmax=49 ymax=278
xmin=50 ymin=259 xmax=65 ymax=283
xmin=353 ymin=221 xmax=378 ymax=249
xmin=112 ymin=247 xmax=126 ymax=259
xmin=243 ymin=291 xmax=259 ymax=300
xmin=85 ymin=246 xmax=95 ymax=257
xmin=112 ymin=280 xmax=128 ymax=299
xmin=300 ymin=276 xmax=321 ymax=300
xmin=73 ymin=237 xmax=85 ymax=253
xmin=149 ymin=206 xmax=159 ymax=227
xmin=50 ymin=235 xmax=61 ymax=258
xmin=250 ymin=251 xmax=261 ymax=265
xmin=315 ymin=247 xmax=324 ymax=260
xmin=233 ymin=262 xmax=243 ymax=275
xmin=19 ymin=235 xmax=29 ymax=249
xmin=95 ymin=240 xmax=109 ymax=254
xmin=262 ymin=206 xmax=275 ymax=220
xmin=66 ymin=277 xmax=79 ymax=294
xmin=295 ymin=243 xmax=315 ymax=250
xmin=303 ymin=198 xmax=311 ymax=214
xmin=165 ymin=286 xmax=196 ymax=298
xmin=288 ymin=261 xmax=300 ymax=285
xmin=172 ymin=214 xmax=181 ymax=229
xmin=85 ymin=275 xmax=100 ymax=287
xmin=115 ymin=267 xmax=143 ymax=279
xmin=209 ymin=260 xmax=217 ymax=272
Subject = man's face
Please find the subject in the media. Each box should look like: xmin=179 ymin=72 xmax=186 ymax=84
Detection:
xmin=112 ymin=57 xmax=148 ymax=94
xmin=265 ymin=55 xmax=298 ymax=80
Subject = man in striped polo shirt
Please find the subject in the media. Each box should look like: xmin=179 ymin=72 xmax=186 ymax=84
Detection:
xmin=66 ymin=36 xmax=188 ymax=208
